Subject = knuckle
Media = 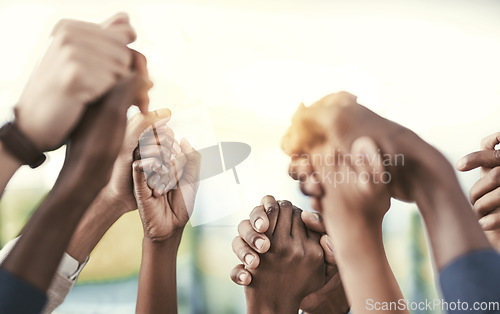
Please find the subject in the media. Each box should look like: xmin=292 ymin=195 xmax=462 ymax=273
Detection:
xmin=250 ymin=205 xmax=263 ymax=216
xmin=245 ymin=230 xmax=259 ymax=245
xmin=290 ymin=246 xmax=305 ymax=261
xmin=237 ymin=219 xmax=250 ymax=232
xmin=495 ymin=150 xmax=500 ymax=161
xmin=279 ymin=200 xmax=292 ymax=208
xmin=491 ymin=167 xmax=500 ymax=184
xmin=308 ymin=246 xmax=324 ymax=263
xmin=275 ymin=245 xmax=290 ymax=257
xmin=265 ymin=204 xmax=277 ymax=215
xmin=473 ymin=201 xmax=485 ymax=215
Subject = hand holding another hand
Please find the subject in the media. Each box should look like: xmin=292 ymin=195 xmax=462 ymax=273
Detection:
xmin=231 ymin=196 xmax=348 ymax=314
xmin=15 ymin=13 xmax=149 ymax=152
xmin=132 ymin=128 xmax=201 ymax=241
xmin=457 ymin=132 xmax=500 ymax=251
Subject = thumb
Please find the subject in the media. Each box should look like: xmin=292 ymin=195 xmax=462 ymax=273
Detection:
xmin=301 ymin=210 xmax=326 ymax=233
xmin=153 ymin=109 xmax=172 ymax=125
xmin=132 ymin=160 xmax=153 ymax=200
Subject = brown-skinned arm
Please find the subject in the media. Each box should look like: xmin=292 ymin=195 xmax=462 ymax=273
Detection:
xmin=0 ymin=75 xmax=144 ymax=291
xmin=136 ymin=232 xmax=182 ymax=314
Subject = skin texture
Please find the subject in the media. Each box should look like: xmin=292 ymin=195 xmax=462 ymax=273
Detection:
xmin=456 ymin=132 xmax=500 ymax=251
xmin=134 ymin=130 xmax=201 ymax=314
xmin=230 ymin=195 xmax=349 ymax=314
xmin=241 ymin=198 xmax=327 ymax=314
xmin=65 ymin=109 xmax=179 ymax=264
xmin=282 ymin=91 xmax=490 ymax=268
xmin=15 ymin=13 xmax=147 ymax=152
xmin=281 ymin=92 xmax=491 ymax=313
xmin=0 ymin=142 xmax=22 ymax=196
xmin=1 ymin=73 xmax=148 ymax=291
xmin=0 ymin=14 xmax=146 ymax=196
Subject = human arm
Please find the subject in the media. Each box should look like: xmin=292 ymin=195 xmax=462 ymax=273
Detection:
xmin=281 ymin=92 xmax=490 ymax=271
xmin=134 ymin=134 xmax=200 ymax=314
xmin=65 ymin=108 xmax=173 ymax=263
xmin=281 ymin=92 xmax=494 ymax=311
xmin=0 ymin=13 xmax=140 ymax=197
xmin=0 ymin=74 xmax=147 ymax=294
xmin=456 ymin=132 xmax=500 ymax=251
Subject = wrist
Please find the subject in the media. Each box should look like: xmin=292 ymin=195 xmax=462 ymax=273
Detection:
xmin=246 ymin=289 xmax=301 ymax=314
xmin=99 ymin=184 xmax=132 ymax=216
xmin=143 ymin=229 xmax=183 ymax=249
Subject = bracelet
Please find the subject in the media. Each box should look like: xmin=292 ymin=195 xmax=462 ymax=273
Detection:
xmin=0 ymin=122 xmax=46 ymax=168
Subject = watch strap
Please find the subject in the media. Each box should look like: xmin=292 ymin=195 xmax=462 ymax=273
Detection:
xmin=0 ymin=122 xmax=46 ymax=168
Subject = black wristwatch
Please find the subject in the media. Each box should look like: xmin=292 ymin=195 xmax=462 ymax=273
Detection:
xmin=0 ymin=122 xmax=46 ymax=168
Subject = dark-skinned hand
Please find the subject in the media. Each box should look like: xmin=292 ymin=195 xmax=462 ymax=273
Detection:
xmin=230 ymin=196 xmax=349 ymax=314
xmin=457 ymin=132 xmax=500 ymax=251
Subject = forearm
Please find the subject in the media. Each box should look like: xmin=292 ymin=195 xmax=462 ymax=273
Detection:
xmin=1 ymin=166 xmax=102 ymax=291
xmin=413 ymin=163 xmax=490 ymax=270
xmin=246 ymin=288 xmax=302 ymax=314
xmin=0 ymin=142 xmax=22 ymax=195
xmin=324 ymin=210 xmax=406 ymax=314
xmin=136 ymin=231 xmax=182 ymax=314
xmin=66 ymin=187 xmax=124 ymax=263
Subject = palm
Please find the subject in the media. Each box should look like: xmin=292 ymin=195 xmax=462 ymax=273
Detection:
xmin=133 ymin=138 xmax=200 ymax=240
xmin=138 ymin=187 xmax=191 ymax=240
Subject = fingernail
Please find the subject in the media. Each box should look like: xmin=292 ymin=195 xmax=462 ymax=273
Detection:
xmin=244 ymin=254 xmax=254 ymax=266
xmin=152 ymin=120 xmax=169 ymax=131
xmin=326 ymin=236 xmax=334 ymax=252
xmin=313 ymin=212 xmax=320 ymax=221
xmin=238 ymin=272 xmax=247 ymax=283
xmin=157 ymin=184 xmax=165 ymax=195
xmin=254 ymin=238 xmax=265 ymax=251
xmin=456 ymin=158 xmax=466 ymax=170
xmin=254 ymin=218 xmax=264 ymax=231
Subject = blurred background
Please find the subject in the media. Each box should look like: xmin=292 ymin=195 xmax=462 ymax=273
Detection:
xmin=1 ymin=0 xmax=500 ymax=313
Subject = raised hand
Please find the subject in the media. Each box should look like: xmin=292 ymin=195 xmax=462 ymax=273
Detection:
xmin=132 ymin=131 xmax=200 ymax=241
xmin=1 ymin=72 xmax=147 ymax=293
xmin=457 ymin=132 xmax=500 ymax=250
xmin=102 ymin=108 xmax=172 ymax=214
xmin=133 ymin=129 xmax=200 ymax=314
xmin=230 ymin=195 xmax=349 ymax=314
xmin=14 ymin=13 xmax=147 ymax=152
xmin=239 ymin=197 xmax=327 ymax=314
xmin=281 ymin=91 xmax=490 ymax=270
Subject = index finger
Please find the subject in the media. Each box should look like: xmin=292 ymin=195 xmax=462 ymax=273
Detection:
xmin=260 ymin=195 xmax=279 ymax=235
xmin=456 ymin=150 xmax=500 ymax=172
